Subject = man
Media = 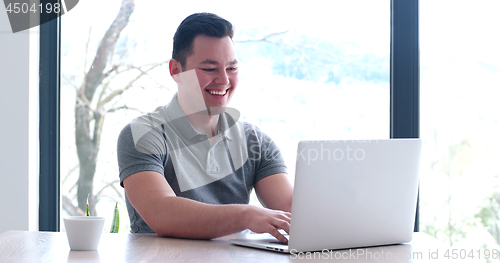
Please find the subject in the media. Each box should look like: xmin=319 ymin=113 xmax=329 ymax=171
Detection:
xmin=117 ymin=13 xmax=292 ymax=243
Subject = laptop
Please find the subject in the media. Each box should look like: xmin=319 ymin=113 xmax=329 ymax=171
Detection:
xmin=230 ymin=139 xmax=422 ymax=253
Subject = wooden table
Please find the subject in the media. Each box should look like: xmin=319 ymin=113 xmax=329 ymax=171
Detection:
xmin=0 ymin=231 xmax=444 ymax=262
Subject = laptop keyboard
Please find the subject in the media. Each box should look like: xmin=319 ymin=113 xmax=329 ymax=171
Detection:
xmin=270 ymin=241 xmax=288 ymax=245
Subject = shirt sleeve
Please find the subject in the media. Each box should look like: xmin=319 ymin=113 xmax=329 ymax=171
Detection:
xmin=117 ymin=123 xmax=166 ymax=187
xmin=247 ymin=124 xmax=288 ymax=184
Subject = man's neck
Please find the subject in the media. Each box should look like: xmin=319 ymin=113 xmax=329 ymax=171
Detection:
xmin=177 ymin=101 xmax=219 ymax=137
xmin=187 ymin=111 xmax=219 ymax=137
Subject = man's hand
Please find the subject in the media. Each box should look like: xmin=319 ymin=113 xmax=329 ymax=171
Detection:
xmin=243 ymin=205 xmax=291 ymax=243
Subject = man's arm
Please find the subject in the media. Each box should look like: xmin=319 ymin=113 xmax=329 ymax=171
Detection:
xmin=123 ymin=171 xmax=291 ymax=243
xmin=254 ymin=173 xmax=293 ymax=212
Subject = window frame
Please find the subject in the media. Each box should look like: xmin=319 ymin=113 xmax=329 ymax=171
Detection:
xmin=390 ymin=0 xmax=420 ymax=232
xmin=39 ymin=0 xmax=61 ymax=231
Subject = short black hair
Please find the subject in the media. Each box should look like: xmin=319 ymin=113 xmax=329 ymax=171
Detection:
xmin=172 ymin=13 xmax=234 ymax=69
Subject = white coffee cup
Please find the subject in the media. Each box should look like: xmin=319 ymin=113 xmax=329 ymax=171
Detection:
xmin=64 ymin=216 xmax=105 ymax=250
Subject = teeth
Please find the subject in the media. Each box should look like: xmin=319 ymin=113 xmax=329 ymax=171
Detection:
xmin=208 ymin=89 xmax=227 ymax=95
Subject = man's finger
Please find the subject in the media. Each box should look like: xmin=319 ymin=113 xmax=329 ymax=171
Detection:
xmin=272 ymin=218 xmax=290 ymax=235
xmin=268 ymin=227 xmax=288 ymax=243
xmin=278 ymin=212 xmax=291 ymax=222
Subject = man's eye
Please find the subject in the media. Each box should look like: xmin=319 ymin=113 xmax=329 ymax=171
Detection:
xmin=227 ymin=67 xmax=238 ymax=72
xmin=202 ymin=68 xmax=215 ymax=72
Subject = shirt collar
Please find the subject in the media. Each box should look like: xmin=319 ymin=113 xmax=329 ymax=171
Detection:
xmin=218 ymin=112 xmax=234 ymax=141
xmin=164 ymin=93 xmax=201 ymax=142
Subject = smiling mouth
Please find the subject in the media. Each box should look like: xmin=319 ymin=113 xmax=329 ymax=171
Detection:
xmin=207 ymin=88 xmax=230 ymax=96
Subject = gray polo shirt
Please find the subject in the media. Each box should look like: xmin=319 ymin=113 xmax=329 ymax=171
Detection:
xmin=117 ymin=94 xmax=287 ymax=233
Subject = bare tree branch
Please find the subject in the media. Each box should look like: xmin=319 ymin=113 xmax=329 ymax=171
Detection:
xmin=92 ymin=111 xmax=105 ymax=148
xmin=75 ymin=0 xmax=136 ymax=212
xmin=61 ymin=74 xmax=80 ymax=91
xmin=234 ymin=31 xmax=290 ymax=43
xmin=95 ymin=180 xmax=123 ymax=201
xmin=237 ymin=31 xmax=377 ymax=72
xmin=83 ymin=27 xmax=92 ymax=81
xmin=76 ymin=91 xmax=95 ymax=113
xmin=62 ymin=195 xmax=85 ymax=216
xmin=83 ymin=0 xmax=135 ymax=102
xmin=68 ymin=181 xmax=78 ymax=194
xmin=107 ymin=105 xmax=144 ymax=114
xmin=96 ymin=61 xmax=168 ymax=109
xmin=96 ymin=64 xmax=121 ymax=107
xmin=62 ymin=164 xmax=80 ymax=186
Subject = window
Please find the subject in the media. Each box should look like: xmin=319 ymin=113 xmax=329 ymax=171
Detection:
xmin=59 ymin=0 xmax=390 ymax=231
xmin=420 ymin=0 xmax=500 ymax=249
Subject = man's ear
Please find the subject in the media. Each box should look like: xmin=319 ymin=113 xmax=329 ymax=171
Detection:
xmin=169 ymin=59 xmax=182 ymax=83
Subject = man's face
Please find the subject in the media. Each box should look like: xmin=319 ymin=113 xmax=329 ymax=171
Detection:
xmin=180 ymin=34 xmax=239 ymax=115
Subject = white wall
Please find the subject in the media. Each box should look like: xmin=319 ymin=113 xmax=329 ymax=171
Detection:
xmin=0 ymin=5 xmax=39 ymax=233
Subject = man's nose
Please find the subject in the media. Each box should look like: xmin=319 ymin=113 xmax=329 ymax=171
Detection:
xmin=214 ymin=70 xmax=230 ymax=85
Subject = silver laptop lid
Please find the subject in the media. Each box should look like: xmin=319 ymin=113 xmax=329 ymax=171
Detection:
xmin=288 ymin=139 xmax=422 ymax=252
